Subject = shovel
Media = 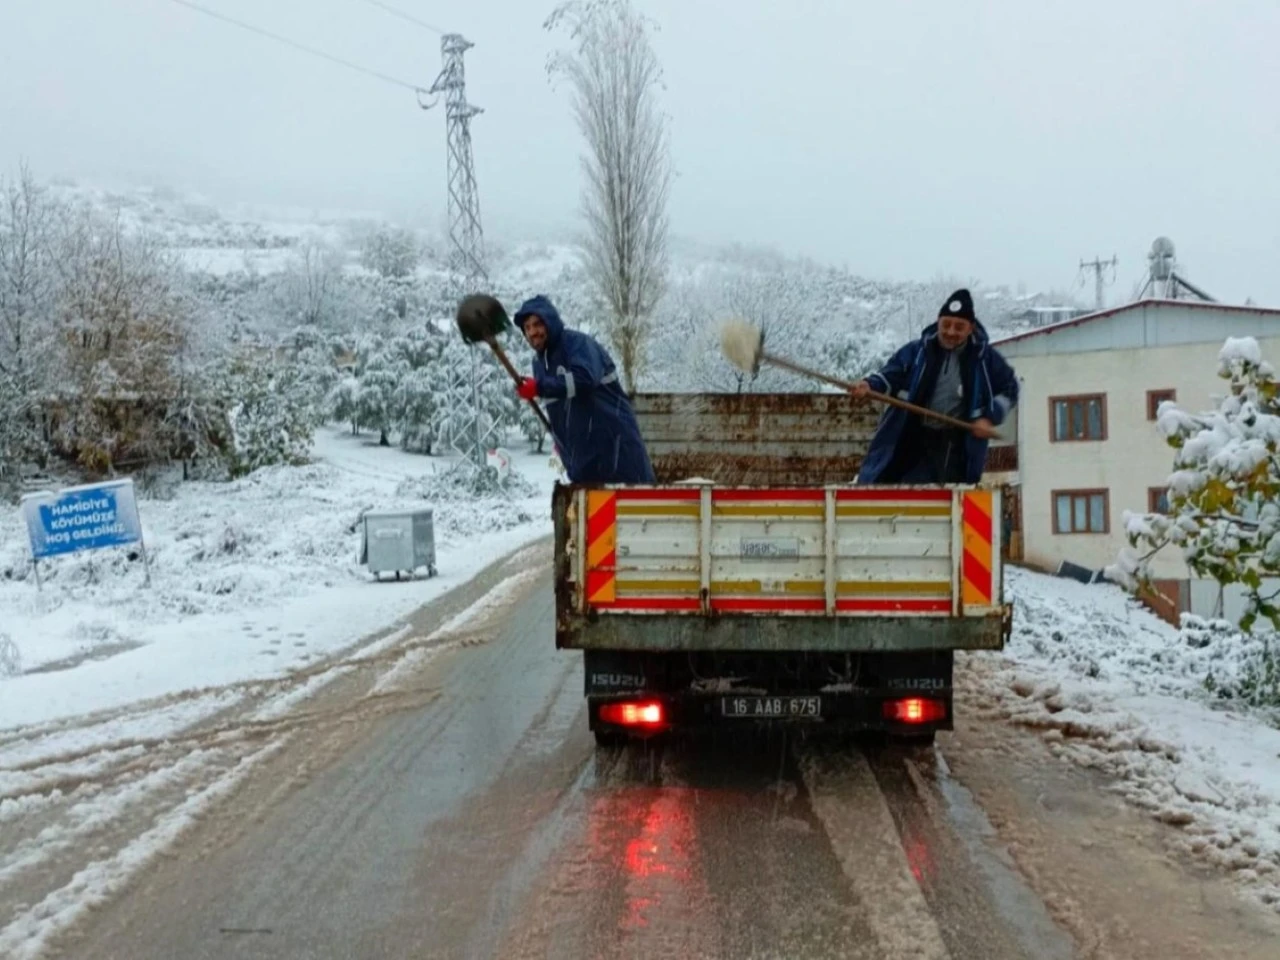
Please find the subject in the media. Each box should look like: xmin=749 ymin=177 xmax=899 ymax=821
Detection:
xmin=718 ymin=318 xmax=988 ymax=435
xmin=455 ymin=294 xmax=554 ymax=434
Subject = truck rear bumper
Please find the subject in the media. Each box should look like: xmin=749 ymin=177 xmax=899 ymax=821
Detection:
xmin=560 ymin=610 xmax=1010 ymax=653
xmin=588 ymin=691 xmax=953 ymax=736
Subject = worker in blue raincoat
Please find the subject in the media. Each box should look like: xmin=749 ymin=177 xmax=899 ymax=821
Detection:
xmin=512 ymin=295 xmax=656 ymax=485
xmin=852 ymin=289 xmax=1019 ymax=485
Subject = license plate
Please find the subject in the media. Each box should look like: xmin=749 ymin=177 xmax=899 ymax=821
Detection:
xmin=720 ymin=696 xmax=821 ymax=719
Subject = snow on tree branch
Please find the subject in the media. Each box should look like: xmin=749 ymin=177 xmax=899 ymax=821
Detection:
xmin=1107 ymin=336 xmax=1280 ymax=632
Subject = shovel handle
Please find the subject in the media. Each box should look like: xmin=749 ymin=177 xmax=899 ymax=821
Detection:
xmin=485 ymin=336 xmax=555 ymax=435
xmin=759 ymin=350 xmax=980 ymax=434
xmin=869 ymin=390 xmax=976 ymax=433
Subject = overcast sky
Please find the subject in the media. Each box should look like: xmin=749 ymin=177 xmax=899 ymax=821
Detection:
xmin=4 ymin=0 xmax=1278 ymax=304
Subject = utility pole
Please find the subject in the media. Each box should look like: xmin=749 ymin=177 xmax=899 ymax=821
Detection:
xmin=1078 ymin=255 xmax=1118 ymax=311
xmin=421 ymin=34 xmax=495 ymax=468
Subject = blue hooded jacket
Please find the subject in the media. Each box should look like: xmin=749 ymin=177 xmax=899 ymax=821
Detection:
xmin=513 ymin=295 xmax=656 ymax=485
xmin=857 ymin=318 xmax=1019 ymax=485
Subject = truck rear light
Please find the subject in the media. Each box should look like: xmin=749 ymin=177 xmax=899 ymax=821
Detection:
xmin=599 ymin=700 xmax=665 ymax=727
xmin=882 ymin=697 xmax=946 ymax=724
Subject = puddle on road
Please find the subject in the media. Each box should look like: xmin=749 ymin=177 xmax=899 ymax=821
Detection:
xmin=932 ymin=750 xmax=1075 ymax=960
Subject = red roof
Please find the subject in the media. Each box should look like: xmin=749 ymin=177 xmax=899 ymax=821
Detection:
xmin=994 ymin=298 xmax=1280 ymax=347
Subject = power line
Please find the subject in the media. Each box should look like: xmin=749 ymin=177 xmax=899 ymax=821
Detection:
xmin=1077 ymin=255 xmax=1118 ymax=311
xmin=356 ymin=0 xmax=445 ymax=34
xmin=163 ymin=0 xmax=427 ymax=93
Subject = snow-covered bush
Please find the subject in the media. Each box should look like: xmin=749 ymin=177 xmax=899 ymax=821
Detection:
xmin=1109 ymin=336 xmax=1279 ymax=703
xmin=222 ymin=353 xmax=316 ymax=477
xmin=0 ymin=377 xmax=41 ymax=496
xmin=360 ymin=226 xmax=421 ymax=280
xmin=394 ymin=463 xmax=538 ymax=537
xmin=1180 ymin=615 xmax=1280 ymax=708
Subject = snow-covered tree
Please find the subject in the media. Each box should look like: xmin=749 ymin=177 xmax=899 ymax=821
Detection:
xmin=361 ymin=225 xmax=420 ymax=280
xmin=0 ymin=165 xmax=59 ymax=395
xmin=1110 ymin=337 xmax=1280 ymax=634
xmin=0 ymin=165 xmax=61 ymax=486
xmin=546 ymin=0 xmax=671 ymax=392
xmin=355 ymin=350 xmax=406 ymax=447
xmin=50 ymin=204 xmax=195 ymax=472
xmin=327 ymin=375 xmax=361 ymax=435
xmin=278 ymin=238 xmax=346 ymax=329
xmin=394 ymin=366 xmax=439 ymax=454
xmin=222 ymin=351 xmax=315 ymax=477
xmin=284 ymin=326 xmax=341 ymax=422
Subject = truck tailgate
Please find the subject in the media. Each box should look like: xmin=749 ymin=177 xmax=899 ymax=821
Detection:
xmin=553 ymin=483 xmax=1010 ymax=653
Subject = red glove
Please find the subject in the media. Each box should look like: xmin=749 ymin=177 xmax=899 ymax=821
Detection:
xmin=516 ymin=377 xmax=539 ymax=401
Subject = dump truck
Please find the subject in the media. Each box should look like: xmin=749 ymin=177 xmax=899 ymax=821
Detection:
xmin=552 ymin=393 xmax=1012 ymax=746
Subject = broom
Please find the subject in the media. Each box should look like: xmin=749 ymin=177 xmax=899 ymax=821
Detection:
xmin=718 ymin=318 xmax=983 ymax=434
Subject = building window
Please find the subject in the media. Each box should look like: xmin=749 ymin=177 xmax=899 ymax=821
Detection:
xmin=1147 ymin=389 xmax=1176 ymax=421
xmin=1050 ymin=394 xmax=1107 ymax=442
xmin=1148 ymin=487 xmax=1170 ymax=514
xmin=1052 ymin=489 xmax=1109 ymax=534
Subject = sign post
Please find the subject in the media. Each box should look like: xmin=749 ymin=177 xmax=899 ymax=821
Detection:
xmin=20 ymin=479 xmax=148 ymax=590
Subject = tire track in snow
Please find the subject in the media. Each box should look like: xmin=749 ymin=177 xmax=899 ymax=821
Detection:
xmin=0 ymin=738 xmax=289 ymax=960
xmin=797 ymin=746 xmax=952 ymax=960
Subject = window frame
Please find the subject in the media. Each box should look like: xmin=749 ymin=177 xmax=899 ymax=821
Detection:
xmin=1148 ymin=486 xmax=1171 ymax=515
xmin=1146 ymin=389 xmax=1177 ymax=421
xmin=1051 ymin=488 xmax=1110 ymax=535
xmin=1048 ymin=393 xmax=1108 ymax=443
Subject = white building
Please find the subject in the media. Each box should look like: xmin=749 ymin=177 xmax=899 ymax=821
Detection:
xmin=986 ymin=298 xmax=1280 ymax=622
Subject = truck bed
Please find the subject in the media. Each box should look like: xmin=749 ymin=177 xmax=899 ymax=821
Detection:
xmin=553 ymin=482 xmax=1010 ymax=653
xmin=552 ymin=393 xmax=1010 ymax=655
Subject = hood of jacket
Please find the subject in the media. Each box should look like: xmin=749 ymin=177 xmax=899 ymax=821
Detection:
xmin=513 ymin=295 xmax=565 ymax=350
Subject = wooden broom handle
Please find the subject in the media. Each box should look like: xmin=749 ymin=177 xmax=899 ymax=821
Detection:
xmin=760 ymin=350 xmax=978 ymax=433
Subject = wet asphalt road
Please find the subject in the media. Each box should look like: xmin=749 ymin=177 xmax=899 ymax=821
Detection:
xmin=65 ymin=571 xmax=1077 ymax=960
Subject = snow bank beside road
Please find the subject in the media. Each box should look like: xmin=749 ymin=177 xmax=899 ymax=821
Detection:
xmin=0 ymin=428 xmax=558 ymax=733
xmin=965 ymin=568 xmax=1280 ymax=910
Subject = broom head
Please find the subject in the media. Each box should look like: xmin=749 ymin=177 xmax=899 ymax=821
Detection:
xmin=719 ymin=317 xmax=763 ymax=375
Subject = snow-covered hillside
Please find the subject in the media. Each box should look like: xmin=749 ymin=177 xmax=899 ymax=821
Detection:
xmin=43 ymin=178 xmax=1080 ymax=384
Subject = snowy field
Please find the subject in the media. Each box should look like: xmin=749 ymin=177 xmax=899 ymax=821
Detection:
xmin=968 ymin=568 xmax=1280 ymax=910
xmin=0 ymin=427 xmax=559 ymax=733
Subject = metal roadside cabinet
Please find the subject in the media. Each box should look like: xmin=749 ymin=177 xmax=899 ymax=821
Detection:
xmin=361 ymin=508 xmax=437 ymax=581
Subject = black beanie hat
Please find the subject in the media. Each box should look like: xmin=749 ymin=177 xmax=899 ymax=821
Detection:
xmin=938 ymin=288 xmax=976 ymax=323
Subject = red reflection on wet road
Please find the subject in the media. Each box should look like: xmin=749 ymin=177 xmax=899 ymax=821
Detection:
xmin=903 ymin=832 xmax=937 ymax=885
xmin=582 ymin=785 xmax=715 ymax=948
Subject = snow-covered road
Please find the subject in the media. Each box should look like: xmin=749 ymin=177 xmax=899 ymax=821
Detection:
xmin=5 ymin=563 xmax=1277 ymax=960
xmin=4 ymin=434 xmax=1280 ymax=957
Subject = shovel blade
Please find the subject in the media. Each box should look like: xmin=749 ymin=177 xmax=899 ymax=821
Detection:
xmin=456 ymin=293 xmax=511 ymax=344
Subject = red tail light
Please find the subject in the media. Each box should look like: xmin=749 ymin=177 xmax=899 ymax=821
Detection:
xmin=882 ymin=697 xmax=946 ymax=724
xmin=599 ymin=700 xmax=665 ymax=727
